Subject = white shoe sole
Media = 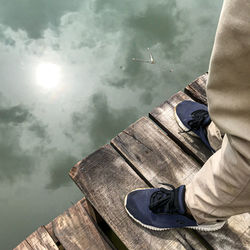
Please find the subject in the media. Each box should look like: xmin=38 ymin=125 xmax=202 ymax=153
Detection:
xmin=124 ymin=189 xmax=226 ymax=232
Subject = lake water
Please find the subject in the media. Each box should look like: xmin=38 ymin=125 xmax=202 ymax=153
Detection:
xmin=0 ymin=0 xmax=222 ymax=248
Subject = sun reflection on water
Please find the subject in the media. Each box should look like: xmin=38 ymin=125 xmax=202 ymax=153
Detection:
xmin=36 ymin=63 xmax=61 ymax=90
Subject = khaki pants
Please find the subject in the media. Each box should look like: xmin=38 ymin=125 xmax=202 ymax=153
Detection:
xmin=185 ymin=0 xmax=250 ymax=224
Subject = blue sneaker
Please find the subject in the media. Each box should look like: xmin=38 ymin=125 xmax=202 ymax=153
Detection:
xmin=124 ymin=184 xmax=225 ymax=231
xmin=174 ymin=100 xmax=215 ymax=152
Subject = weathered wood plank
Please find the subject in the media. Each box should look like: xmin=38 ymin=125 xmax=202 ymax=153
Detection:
xmin=52 ymin=198 xmax=111 ymax=250
xmin=111 ymin=116 xmax=250 ymax=250
xmin=184 ymin=73 xmax=208 ymax=104
xmin=149 ymin=91 xmax=212 ymax=164
xmin=111 ymin=117 xmax=200 ymax=187
xmin=14 ymin=240 xmax=33 ymax=250
xmin=69 ymin=144 xmax=202 ymax=250
xmin=26 ymin=226 xmax=58 ymax=250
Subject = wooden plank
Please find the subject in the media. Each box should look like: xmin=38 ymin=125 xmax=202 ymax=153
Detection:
xmin=111 ymin=117 xmax=201 ymax=187
xmin=149 ymin=91 xmax=212 ymax=164
xmin=114 ymin=112 xmax=250 ymax=250
xmin=69 ymin=144 xmax=204 ymax=250
xmin=184 ymin=73 xmax=208 ymax=104
xmin=52 ymin=199 xmax=112 ymax=250
xmin=26 ymin=226 xmax=58 ymax=250
xmin=14 ymin=240 xmax=33 ymax=250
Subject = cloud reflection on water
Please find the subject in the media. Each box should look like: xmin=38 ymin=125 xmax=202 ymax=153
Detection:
xmin=72 ymin=92 xmax=138 ymax=150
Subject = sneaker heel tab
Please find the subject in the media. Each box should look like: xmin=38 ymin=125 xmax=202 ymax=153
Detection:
xmin=177 ymin=185 xmax=187 ymax=215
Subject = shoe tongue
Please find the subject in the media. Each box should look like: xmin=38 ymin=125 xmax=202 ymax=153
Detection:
xmin=176 ymin=185 xmax=186 ymax=215
xmin=150 ymin=186 xmax=187 ymax=215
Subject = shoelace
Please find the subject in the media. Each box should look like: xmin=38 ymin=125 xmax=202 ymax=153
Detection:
xmin=182 ymin=109 xmax=209 ymax=133
xmin=149 ymin=183 xmax=178 ymax=214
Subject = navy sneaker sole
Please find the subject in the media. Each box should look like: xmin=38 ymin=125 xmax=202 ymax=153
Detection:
xmin=124 ymin=188 xmax=226 ymax=232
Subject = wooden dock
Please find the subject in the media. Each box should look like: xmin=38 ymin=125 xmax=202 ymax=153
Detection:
xmin=15 ymin=73 xmax=250 ymax=250
xmin=14 ymin=198 xmax=115 ymax=250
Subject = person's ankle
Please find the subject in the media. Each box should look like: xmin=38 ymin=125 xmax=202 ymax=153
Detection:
xmin=185 ymin=206 xmax=195 ymax=220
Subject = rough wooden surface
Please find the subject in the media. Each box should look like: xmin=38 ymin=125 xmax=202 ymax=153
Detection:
xmin=111 ymin=116 xmax=200 ymax=187
xmin=26 ymin=226 xmax=58 ymax=250
xmin=111 ymin=117 xmax=208 ymax=250
xmin=199 ymin=213 xmax=250 ymax=250
xmin=79 ymin=199 xmax=115 ymax=249
xmin=15 ymin=198 xmax=112 ymax=250
xmin=83 ymin=198 xmax=103 ymax=225
xmin=111 ymin=115 xmax=250 ymax=250
xmin=184 ymin=73 xmax=208 ymax=104
xmin=14 ymin=240 xmax=33 ymax=250
xmin=149 ymin=91 xmax=212 ymax=164
xmin=69 ymin=144 xmax=203 ymax=250
xmin=52 ymin=199 xmax=111 ymax=250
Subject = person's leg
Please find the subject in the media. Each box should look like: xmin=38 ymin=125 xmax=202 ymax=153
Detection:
xmin=186 ymin=0 xmax=250 ymax=224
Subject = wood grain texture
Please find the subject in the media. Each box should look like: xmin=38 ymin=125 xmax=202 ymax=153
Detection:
xmin=111 ymin=117 xmax=200 ymax=187
xmin=69 ymin=144 xmax=201 ymax=250
xmin=79 ymin=198 xmax=115 ymax=249
xmin=111 ymin=117 xmax=208 ymax=250
xmin=26 ymin=226 xmax=58 ymax=250
xmin=149 ymin=91 xmax=212 ymax=164
xmin=14 ymin=240 xmax=33 ymax=250
xmin=52 ymin=199 xmax=111 ymax=250
xmin=83 ymin=198 xmax=103 ymax=225
xmin=184 ymin=73 xmax=208 ymax=104
xmin=111 ymin=115 xmax=250 ymax=250
xmin=200 ymin=211 xmax=250 ymax=250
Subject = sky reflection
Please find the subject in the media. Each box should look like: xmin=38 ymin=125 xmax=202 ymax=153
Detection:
xmin=0 ymin=0 xmax=223 ymax=248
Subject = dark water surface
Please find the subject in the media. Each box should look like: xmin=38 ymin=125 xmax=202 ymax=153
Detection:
xmin=0 ymin=0 xmax=222 ymax=248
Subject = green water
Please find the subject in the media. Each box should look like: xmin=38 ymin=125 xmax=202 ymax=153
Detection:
xmin=0 ymin=1 xmax=222 ymax=248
